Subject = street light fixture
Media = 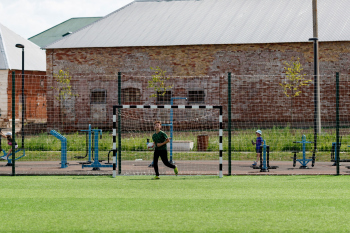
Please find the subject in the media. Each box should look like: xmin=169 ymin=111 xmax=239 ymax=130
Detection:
xmin=15 ymin=44 xmax=24 ymax=49
xmin=15 ymin=43 xmax=25 ymax=149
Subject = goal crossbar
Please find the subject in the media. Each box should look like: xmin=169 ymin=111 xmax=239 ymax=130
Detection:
xmin=112 ymin=105 xmax=223 ymax=178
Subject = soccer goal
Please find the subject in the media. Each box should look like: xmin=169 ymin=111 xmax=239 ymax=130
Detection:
xmin=112 ymin=105 xmax=223 ymax=177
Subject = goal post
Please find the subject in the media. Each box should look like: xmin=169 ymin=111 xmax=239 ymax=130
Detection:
xmin=112 ymin=105 xmax=223 ymax=178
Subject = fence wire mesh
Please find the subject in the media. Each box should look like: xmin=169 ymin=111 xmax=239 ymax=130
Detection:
xmin=0 ymin=73 xmax=348 ymax=175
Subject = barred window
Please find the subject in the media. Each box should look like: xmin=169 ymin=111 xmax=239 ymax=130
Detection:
xmin=91 ymin=90 xmax=106 ymax=104
xmin=122 ymin=88 xmax=141 ymax=104
xmin=157 ymin=91 xmax=172 ymax=104
xmin=188 ymin=90 xmax=205 ymax=103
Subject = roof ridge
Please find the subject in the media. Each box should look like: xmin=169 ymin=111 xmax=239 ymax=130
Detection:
xmin=29 ymin=18 xmax=75 ymax=40
xmin=68 ymin=17 xmax=102 ymax=19
xmin=135 ymin=0 xmax=201 ymax=1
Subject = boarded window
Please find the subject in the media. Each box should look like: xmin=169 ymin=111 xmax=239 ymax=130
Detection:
xmin=157 ymin=91 xmax=172 ymax=104
xmin=188 ymin=90 xmax=205 ymax=103
xmin=122 ymin=88 xmax=141 ymax=104
xmin=91 ymin=90 xmax=106 ymax=104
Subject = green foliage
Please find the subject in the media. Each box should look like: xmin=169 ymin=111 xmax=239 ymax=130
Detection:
xmin=147 ymin=66 xmax=173 ymax=97
xmin=280 ymin=57 xmax=311 ymax=98
xmin=51 ymin=69 xmax=79 ymax=100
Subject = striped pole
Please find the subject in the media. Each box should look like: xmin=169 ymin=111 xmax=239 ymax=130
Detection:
xmin=113 ymin=106 xmax=117 ymax=178
xmin=112 ymin=105 xmax=223 ymax=178
xmin=219 ymin=106 xmax=223 ymax=178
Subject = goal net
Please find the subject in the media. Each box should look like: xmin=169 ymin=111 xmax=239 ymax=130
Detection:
xmin=112 ymin=105 xmax=223 ymax=177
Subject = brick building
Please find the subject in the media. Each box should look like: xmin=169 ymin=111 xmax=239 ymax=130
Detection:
xmin=45 ymin=0 xmax=350 ymax=131
xmin=0 ymin=23 xmax=46 ymax=130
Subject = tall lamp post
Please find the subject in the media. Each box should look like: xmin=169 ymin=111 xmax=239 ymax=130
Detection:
xmin=15 ymin=44 xmax=24 ymax=149
xmin=309 ymin=37 xmax=320 ymax=156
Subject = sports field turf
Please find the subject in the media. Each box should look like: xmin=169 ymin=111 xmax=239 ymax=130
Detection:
xmin=0 ymin=175 xmax=349 ymax=232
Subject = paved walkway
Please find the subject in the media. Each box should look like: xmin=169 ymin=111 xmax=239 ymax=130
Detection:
xmin=0 ymin=160 xmax=349 ymax=176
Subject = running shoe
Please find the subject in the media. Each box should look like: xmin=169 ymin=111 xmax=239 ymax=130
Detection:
xmin=174 ymin=166 xmax=178 ymax=176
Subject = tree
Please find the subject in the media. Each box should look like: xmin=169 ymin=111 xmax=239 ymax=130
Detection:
xmin=147 ymin=66 xmax=173 ymax=98
xmin=51 ymin=69 xmax=79 ymax=124
xmin=51 ymin=69 xmax=78 ymax=100
xmin=280 ymin=57 xmax=311 ymax=126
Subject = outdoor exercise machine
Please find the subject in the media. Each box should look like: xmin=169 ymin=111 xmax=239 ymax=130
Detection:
xmin=251 ymin=140 xmax=278 ymax=172
xmin=106 ymin=149 xmax=114 ymax=165
xmin=0 ymin=128 xmax=26 ymax=166
xmin=148 ymin=97 xmax=188 ymax=167
xmin=49 ymin=130 xmax=68 ymax=168
xmin=330 ymin=138 xmax=342 ymax=166
xmin=291 ymin=135 xmax=315 ymax=169
xmin=346 ymin=146 xmax=350 ymax=170
xmin=330 ymin=137 xmax=350 ymax=165
xmin=78 ymin=124 xmax=113 ymax=170
xmin=74 ymin=124 xmax=94 ymax=163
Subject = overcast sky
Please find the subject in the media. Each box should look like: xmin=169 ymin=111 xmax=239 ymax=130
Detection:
xmin=0 ymin=0 xmax=134 ymax=39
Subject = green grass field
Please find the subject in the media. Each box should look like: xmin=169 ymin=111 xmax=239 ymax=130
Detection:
xmin=1 ymin=175 xmax=349 ymax=232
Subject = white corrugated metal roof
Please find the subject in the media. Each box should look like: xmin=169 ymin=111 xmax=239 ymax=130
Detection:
xmin=46 ymin=0 xmax=350 ymax=49
xmin=0 ymin=23 xmax=46 ymax=71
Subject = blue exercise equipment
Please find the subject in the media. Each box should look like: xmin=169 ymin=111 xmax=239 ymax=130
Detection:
xmin=260 ymin=141 xmax=269 ymax=172
xmin=50 ymin=130 xmax=68 ymax=168
xmin=167 ymin=97 xmax=187 ymax=164
xmin=1 ymin=148 xmax=26 ymax=167
xmin=0 ymin=129 xmax=26 ymax=167
xmin=331 ymin=141 xmax=341 ymax=166
xmin=76 ymin=124 xmax=94 ymax=163
xmin=346 ymin=146 xmax=350 ymax=170
xmin=329 ymin=137 xmax=350 ymax=165
xmin=251 ymin=140 xmax=278 ymax=172
xmin=80 ymin=124 xmax=113 ymax=171
xmin=292 ymin=135 xmax=315 ymax=169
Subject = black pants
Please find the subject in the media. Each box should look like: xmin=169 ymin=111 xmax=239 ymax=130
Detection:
xmin=153 ymin=150 xmax=176 ymax=176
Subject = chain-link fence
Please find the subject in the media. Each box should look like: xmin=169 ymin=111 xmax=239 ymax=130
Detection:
xmin=0 ymin=72 xmax=347 ymax=175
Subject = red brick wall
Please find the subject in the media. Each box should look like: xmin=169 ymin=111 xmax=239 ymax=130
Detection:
xmin=7 ymin=70 xmax=47 ymax=122
xmin=46 ymin=42 xmax=350 ymax=76
xmin=45 ymin=42 xmax=350 ymax=130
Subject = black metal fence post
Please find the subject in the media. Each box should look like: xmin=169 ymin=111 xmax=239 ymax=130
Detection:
xmin=21 ymin=48 xmax=24 ymax=149
xmin=228 ymin=73 xmax=232 ymax=175
xmin=12 ymin=71 xmax=16 ymax=176
xmin=336 ymin=72 xmax=340 ymax=175
xmin=118 ymin=72 xmax=122 ymax=175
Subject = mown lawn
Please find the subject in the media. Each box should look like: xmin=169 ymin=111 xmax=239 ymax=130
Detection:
xmin=0 ymin=175 xmax=349 ymax=232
